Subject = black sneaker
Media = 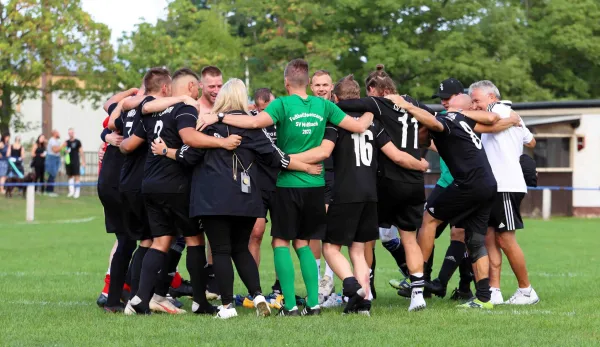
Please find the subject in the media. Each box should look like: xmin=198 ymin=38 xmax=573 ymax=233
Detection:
xmin=96 ymin=293 xmax=107 ymax=308
xmin=301 ymin=305 xmax=321 ymax=316
xmin=450 ymin=288 xmax=474 ymax=301
xmin=397 ymin=287 xmax=411 ymax=298
xmin=356 ymin=299 xmax=372 ymax=316
xmin=104 ymin=303 xmax=125 ymax=313
xmin=343 ymin=291 xmax=364 ymax=314
xmin=428 ymin=278 xmax=447 ymax=298
xmin=278 ymin=306 xmax=301 ymax=317
xmin=192 ymin=302 xmax=218 ymax=315
xmin=121 ymin=288 xmax=131 ymax=303
xmin=169 ymin=279 xmax=193 ymax=299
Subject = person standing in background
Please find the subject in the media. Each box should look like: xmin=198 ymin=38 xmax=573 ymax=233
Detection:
xmin=64 ymin=128 xmax=85 ymax=199
xmin=31 ymin=134 xmax=47 ymax=194
xmin=7 ymin=135 xmax=25 ymax=178
xmin=45 ymin=130 xmax=62 ymax=197
xmin=0 ymin=133 xmax=10 ymax=194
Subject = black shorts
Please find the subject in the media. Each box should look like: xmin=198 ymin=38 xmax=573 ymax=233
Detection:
xmin=144 ymin=192 xmax=199 ymax=238
xmin=260 ymin=189 xmax=276 ymax=221
xmin=427 ymin=184 xmax=451 ymax=239
xmin=65 ymin=162 xmax=80 ymax=176
xmin=324 ymin=171 xmax=334 ymax=205
xmin=121 ymin=190 xmax=152 ymax=241
xmin=426 ymin=183 xmax=496 ymax=237
xmin=488 ymin=192 xmax=525 ymax=232
xmin=98 ymin=184 xmax=126 ymax=234
xmin=377 ymin=178 xmax=425 ymax=231
xmin=325 ymin=202 xmax=378 ymax=246
xmin=271 ymin=187 xmax=326 ymax=241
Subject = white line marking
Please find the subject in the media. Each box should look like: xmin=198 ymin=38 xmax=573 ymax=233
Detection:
xmin=0 ymin=216 xmax=96 ymax=227
xmin=0 ymin=271 xmax=94 ymax=277
xmin=0 ymin=300 xmax=93 ymax=306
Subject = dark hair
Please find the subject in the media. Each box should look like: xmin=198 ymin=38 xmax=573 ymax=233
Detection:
xmin=284 ymin=59 xmax=309 ymax=87
xmin=173 ymin=68 xmax=200 ymax=81
xmin=333 ymin=75 xmax=361 ymax=101
xmin=143 ymin=67 xmax=171 ymax=94
xmin=254 ymin=88 xmax=273 ymax=103
xmin=365 ymin=64 xmax=397 ymax=95
xmin=201 ymin=66 xmax=222 ymax=79
xmin=311 ymin=69 xmax=331 ymax=79
xmin=1 ymin=133 xmax=10 ymax=143
xmin=36 ymin=134 xmax=46 ymax=150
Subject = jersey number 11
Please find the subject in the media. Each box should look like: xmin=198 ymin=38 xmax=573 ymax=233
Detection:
xmin=398 ymin=114 xmax=418 ymax=149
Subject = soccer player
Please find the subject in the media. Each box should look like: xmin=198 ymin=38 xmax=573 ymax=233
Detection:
xmin=469 ymin=80 xmax=539 ymax=305
xmin=386 ymin=92 xmax=515 ymax=309
xmin=294 ymin=75 xmax=429 ymax=315
xmin=122 ymin=68 xmax=242 ymax=315
xmin=335 ymin=65 xmax=434 ymax=311
xmin=310 ymin=69 xmax=336 ymax=299
xmin=197 ymin=58 xmax=374 ymax=316
xmin=63 ymin=128 xmax=84 ymax=198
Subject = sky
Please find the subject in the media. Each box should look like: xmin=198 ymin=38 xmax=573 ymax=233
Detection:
xmin=81 ymin=0 xmax=169 ymax=47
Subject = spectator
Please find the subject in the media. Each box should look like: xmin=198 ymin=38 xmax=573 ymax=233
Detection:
xmin=0 ymin=133 xmax=9 ymax=194
xmin=31 ymin=134 xmax=47 ymax=193
xmin=7 ymin=135 xmax=25 ymax=179
xmin=45 ymin=130 xmax=62 ymax=197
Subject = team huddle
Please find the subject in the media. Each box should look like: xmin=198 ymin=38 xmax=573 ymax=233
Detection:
xmin=95 ymin=58 xmax=539 ymax=319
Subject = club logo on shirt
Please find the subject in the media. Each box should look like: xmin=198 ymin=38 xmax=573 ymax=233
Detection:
xmin=213 ymin=133 xmax=224 ymax=139
xmin=127 ymin=109 xmax=136 ymax=118
xmin=445 ymin=113 xmax=457 ymax=121
xmin=159 ymin=106 xmax=174 ymax=116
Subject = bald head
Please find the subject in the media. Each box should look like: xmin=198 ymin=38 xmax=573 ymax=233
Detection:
xmin=449 ymin=94 xmax=474 ymax=111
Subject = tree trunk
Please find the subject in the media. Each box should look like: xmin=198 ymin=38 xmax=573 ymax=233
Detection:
xmin=0 ymin=84 xmax=12 ymax=135
xmin=41 ymin=72 xmax=53 ymax=137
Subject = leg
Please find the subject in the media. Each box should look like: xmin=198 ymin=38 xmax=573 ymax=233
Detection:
xmin=231 ymin=217 xmax=263 ymax=296
xmin=349 ymin=242 xmax=370 ymax=298
xmin=135 ymin=235 xmax=172 ymax=307
xmin=294 ymin=239 xmax=320 ymax=308
xmin=67 ymin=175 xmax=74 ymax=197
xmin=466 ymin=231 xmax=491 ymax=304
xmin=366 ymin=241 xmax=376 ymax=299
xmin=437 ymin=227 xmax=467 ymax=288
xmin=106 ymin=233 xmax=136 ymax=307
xmin=400 ymin=228 xmax=427 ymax=311
xmin=272 ymin=237 xmax=296 ymax=310
xmin=249 ymin=218 xmax=266 ymax=266
xmin=322 ymin=243 xmax=353 ymax=280
xmin=309 ymin=239 xmax=322 ymax=279
xmin=496 ymin=231 xmax=530 ymax=288
xmin=203 ymin=217 xmax=235 ymax=306
xmin=416 ymin=211 xmax=442 ymax=266
xmin=486 ymin=227 xmax=503 ymax=289
xmin=185 ymin=234 xmax=212 ymax=312
xmin=73 ymin=174 xmax=81 ymax=198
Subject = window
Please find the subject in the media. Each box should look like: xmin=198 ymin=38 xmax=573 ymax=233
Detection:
xmin=524 ymin=137 xmax=571 ymax=169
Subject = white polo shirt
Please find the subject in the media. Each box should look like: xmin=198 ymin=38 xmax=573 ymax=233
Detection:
xmin=481 ymin=102 xmax=534 ymax=193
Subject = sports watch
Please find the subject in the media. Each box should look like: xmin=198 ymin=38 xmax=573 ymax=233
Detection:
xmin=217 ymin=113 xmax=225 ymax=123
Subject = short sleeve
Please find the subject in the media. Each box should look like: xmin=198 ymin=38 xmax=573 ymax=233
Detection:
xmin=133 ymin=120 xmax=147 ymax=139
xmin=522 ymin=124 xmax=534 ymax=144
xmin=490 ymin=103 xmax=511 ymax=119
xmin=325 ymin=101 xmax=347 ymax=126
xmin=436 ymin=115 xmax=452 ymax=134
xmin=265 ymin=98 xmax=284 ymax=125
xmin=323 ymin=124 xmax=338 ymax=144
xmin=175 ymin=105 xmax=198 ymax=131
xmin=107 ymin=102 xmax=118 ymax=116
xmin=375 ymin=124 xmax=392 ymax=149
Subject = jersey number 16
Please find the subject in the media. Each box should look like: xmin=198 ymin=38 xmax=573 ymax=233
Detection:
xmin=351 ymin=130 xmax=373 ymax=167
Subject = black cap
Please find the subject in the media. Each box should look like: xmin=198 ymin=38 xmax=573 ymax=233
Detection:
xmin=432 ymin=78 xmax=464 ymax=99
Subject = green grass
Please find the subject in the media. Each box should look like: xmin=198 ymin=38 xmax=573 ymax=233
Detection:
xmin=1 ymin=195 xmax=600 ymax=346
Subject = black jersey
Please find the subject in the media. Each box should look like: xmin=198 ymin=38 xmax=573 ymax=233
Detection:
xmin=431 ymin=112 xmax=496 ymax=189
xmin=175 ymin=112 xmax=289 ymax=218
xmin=65 ymin=139 xmax=82 ymax=164
xmin=251 ymin=109 xmax=279 ymax=192
xmin=115 ymin=96 xmax=154 ymax=192
xmin=98 ymin=104 xmax=125 ymax=188
xmin=336 ymin=95 xmax=433 ymax=183
xmin=134 ymin=102 xmax=197 ymax=195
xmin=324 ymin=112 xmax=391 ymax=204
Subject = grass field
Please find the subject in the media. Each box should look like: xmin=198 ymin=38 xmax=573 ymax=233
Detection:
xmin=1 ymin=195 xmax=600 ymax=346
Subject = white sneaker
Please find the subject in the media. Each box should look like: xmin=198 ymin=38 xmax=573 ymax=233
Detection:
xmin=73 ymin=191 xmax=80 ymax=199
xmin=149 ymin=294 xmax=186 ymax=314
xmin=505 ymin=287 xmax=540 ymax=305
xmin=318 ymin=275 xmax=335 ymax=304
xmin=322 ymin=293 xmax=343 ymax=308
xmin=408 ymin=289 xmax=426 ymax=312
xmin=490 ymin=288 xmax=504 ymax=305
xmin=215 ymin=304 xmax=238 ymax=320
xmin=253 ymin=295 xmax=271 ymax=317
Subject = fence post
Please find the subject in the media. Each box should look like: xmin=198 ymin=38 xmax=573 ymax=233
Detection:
xmin=542 ymin=188 xmax=551 ymax=221
xmin=26 ymin=184 xmax=35 ymax=221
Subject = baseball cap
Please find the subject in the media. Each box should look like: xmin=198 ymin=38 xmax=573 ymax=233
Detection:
xmin=432 ymin=78 xmax=465 ymax=99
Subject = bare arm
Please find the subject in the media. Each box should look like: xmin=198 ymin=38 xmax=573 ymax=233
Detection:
xmin=119 ymin=135 xmax=145 ymax=154
xmin=31 ymin=144 xmax=37 ymax=157
xmin=286 ymin=158 xmax=323 ymax=175
xmin=79 ymin=144 xmax=85 ymax=165
xmin=198 ymin=112 xmax=274 ymax=131
xmin=103 ymin=88 xmax=138 ymax=112
xmin=289 ymin=139 xmax=336 ymax=164
xmin=452 ymin=109 xmax=500 ymax=125
xmin=142 ymin=96 xmax=197 ymax=114
xmin=337 ymin=112 xmax=374 ymax=134
xmin=123 ymin=95 xmax=146 ymax=111
xmin=525 ymin=138 xmax=536 ymax=148
xmin=474 ymin=112 xmax=520 ymax=133
xmin=107 ymin=98 xmax=126 ymax=131
xmin=179 ymin=128 xmax=242 ymax=150
xmin=380 ymin=142 xmax=429 ymax=172
xmin=385 ymin=95 xmax=444 ymax=132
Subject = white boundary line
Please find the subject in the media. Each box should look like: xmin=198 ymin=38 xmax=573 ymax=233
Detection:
xmin=0 ymin=216 xmax=96 ymax=227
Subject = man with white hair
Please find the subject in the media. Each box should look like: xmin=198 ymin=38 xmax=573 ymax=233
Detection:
xmin=469 ymin=80 xmax=539 ymax=305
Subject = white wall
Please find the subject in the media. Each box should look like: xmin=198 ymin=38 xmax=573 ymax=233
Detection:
xmin=573 ymin=114 xmax=600 ymax=207
xmin=12 ymin=94 xmax=108 ymax=151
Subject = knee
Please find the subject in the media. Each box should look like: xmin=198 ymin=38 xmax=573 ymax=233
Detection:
xmin=249 ymin=228 xmax=264 ymax=244
xmin=466 ymin=233 xmax=487 ymax=263
xmin=152 ymin=237 xmax=172 ymax=253
xmin=322 ymin=243 xmax=339 ymax=257
xmin=450 ymin=228 xmax=465 ymax=242
xmin=495 ymin=232 xmax=514 ymax=250
xmin=292 ymin=239 xmax=309 ymax=249
xmin=210 ymin=242 xmax=232 ymax=256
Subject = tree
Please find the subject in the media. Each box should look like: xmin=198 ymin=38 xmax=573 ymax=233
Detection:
xmin=0 ymin=0 xmax=116 ymax=135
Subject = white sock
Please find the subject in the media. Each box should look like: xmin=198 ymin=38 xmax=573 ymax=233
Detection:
xmin=106 ymin=268 xmax=110 ymax=275
xmin=68 ymin=178 xmax=75 ymax=194
xmin=315 ymin=259 xmax=321 ymax=280
xmin=411 ymin=272 xmax=424 ymax=294
xmin=74 ymin=185 xmax=80 ymax=197
xmin=379 ymin=227 xmax=398 ymax=242
xmin=491 ymin=286 xmax=500 ymax=292
xmin=325 ymin=261 xmax=334 ymax=279
xmin=519 ymin=285 xmax=532 ymax=294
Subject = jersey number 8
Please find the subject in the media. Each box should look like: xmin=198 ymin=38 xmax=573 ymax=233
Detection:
xmin=351 ymin=130 xmax=373 ymax=167
xmin=459 ymin=121 xmax=482 ymax=149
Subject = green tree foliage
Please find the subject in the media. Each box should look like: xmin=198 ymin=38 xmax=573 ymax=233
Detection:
xmin=0 ymin=0 xmax=115 ymax=133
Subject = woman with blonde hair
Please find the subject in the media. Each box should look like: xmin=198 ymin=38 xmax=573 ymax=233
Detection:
xmin=152 ymin=78 xmax=321 ymax=319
